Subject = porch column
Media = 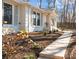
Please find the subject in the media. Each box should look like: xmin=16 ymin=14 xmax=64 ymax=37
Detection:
xmin=28 ymin=8 xmax=32 ymax=32
xmin=47 ymin=14 xmax=52 ymax=31
xmin=25 ymin=7 xmax=29 ymax=32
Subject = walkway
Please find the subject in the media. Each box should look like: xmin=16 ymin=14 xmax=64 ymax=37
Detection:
xmin=38 ymin=31 xmax=73 ymax=59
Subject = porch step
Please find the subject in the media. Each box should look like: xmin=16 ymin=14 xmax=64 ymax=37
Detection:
xmin=38 ymin=32 xmax=73 ymax=59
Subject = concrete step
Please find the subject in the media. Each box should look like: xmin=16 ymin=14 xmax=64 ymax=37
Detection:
xmin=38 ymin=32 xmax=72 ymax=59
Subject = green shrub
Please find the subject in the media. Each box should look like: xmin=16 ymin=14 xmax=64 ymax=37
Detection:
xmin=23 ymin=52 xmax=36 ymax=59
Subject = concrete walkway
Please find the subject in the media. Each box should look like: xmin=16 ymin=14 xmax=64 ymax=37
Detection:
xmin=38 ymin=31 xmax=73 ymax=59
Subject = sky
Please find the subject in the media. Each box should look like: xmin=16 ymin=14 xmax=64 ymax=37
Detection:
xmin=29 ymin=0 xmax=64 ymax=12
xmin=28 ymin=0 xmax=75 ymax=13
xmin=29 ymin=0 xmax=48 ymax=8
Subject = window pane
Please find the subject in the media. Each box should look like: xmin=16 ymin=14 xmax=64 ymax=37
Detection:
xmin=33 ymin=18 xmax=36 ymax=25
xmin=37 ymin=19 xmax=40 ymax=26
xmin=32 ymin=12 xmax=36 ymax=25
xmin=3 ymin=3 xmax=12 ymax=24
xmin=37 ymin=13 xmax=40 ymax=26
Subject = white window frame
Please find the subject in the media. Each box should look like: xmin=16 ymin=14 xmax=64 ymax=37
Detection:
xmin=32 ymin=11 xmax=41 ymax=27
xmin=3 ymin=2 xmax=14 ymax=25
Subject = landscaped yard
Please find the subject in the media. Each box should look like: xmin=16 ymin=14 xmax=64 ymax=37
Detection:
xmin=2 ymin=31 xmax=63 ymax=59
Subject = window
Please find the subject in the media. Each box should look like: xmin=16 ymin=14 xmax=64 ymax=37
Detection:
xmin=37 ymin=13 xmax=40 ymax=26
xmin=32 ymin=12 xmax=36 ymax=25
xmin=3 ymin=3 xmax=12 ymax=24
xmin=32 ymin=11 xmax=41 ymax=26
